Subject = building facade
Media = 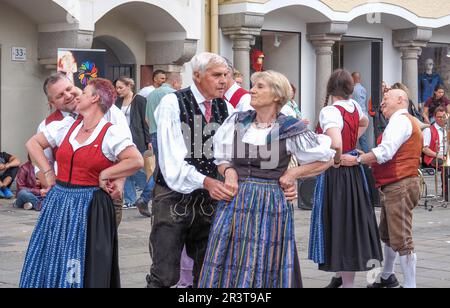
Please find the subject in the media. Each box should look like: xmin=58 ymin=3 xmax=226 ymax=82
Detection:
xmin=219 ymin=0 xmax=450 ymax=146
xmin=0 ymin=0 xmax=205 ymax=160
xmin=2 ymin=0 xmax=450 ymax=159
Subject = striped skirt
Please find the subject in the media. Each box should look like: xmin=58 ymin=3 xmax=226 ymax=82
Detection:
xmin=198 ymin=178 xmax=302 ymax=288
xmin=20 ymin=184 xmax=120 ymax=288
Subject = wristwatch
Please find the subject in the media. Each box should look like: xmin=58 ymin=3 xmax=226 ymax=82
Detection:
xmin=356 ymin=156 xmax=362 ymax=165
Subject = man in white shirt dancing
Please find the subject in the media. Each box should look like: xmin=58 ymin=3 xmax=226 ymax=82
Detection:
xmin=342 ymin=89 xmax=423 ymax=288
xmin=145 ymin=53 xmax=235 ymax=288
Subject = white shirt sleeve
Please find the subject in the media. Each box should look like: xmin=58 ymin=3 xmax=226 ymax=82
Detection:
xmin=372 ymin=115 xmax=413 ymax=164
xmin=42 ymin=117 xmax=76 ymax=149
xmin=36 ymin=120 xmax=54 ymax=174
xmin=423 ymin=128 xmax=432 ymax=148
xmin=213 ymin=113 xmax=239 ymax=166
xmin=320 ymin=106 xmax=343 ymax=132
xmin=102 ymin=124 xmax=135 ymax=162
xmin=352 ymin=100 xmax=366 ymax=121
xmin=286 ymin=133 xmax=336 ymax=165
xmin=236 ymin=94 xmax=253 ymax=112
xmin=155 ymin=94 xmax=207 ymax=194
xmin=281 ymin=105 xmax=297 ymax=118
xmin=105 ymin=105 xmax=133 ymax=140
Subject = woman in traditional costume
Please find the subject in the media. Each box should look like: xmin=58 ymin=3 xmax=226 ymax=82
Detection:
xmin=20 ymin=78 xmax=143 ymax=288
xmin=309 ymin=69 xmax=383 ymax=288
xmin=199 ymin=70 xmax=335 ymax=288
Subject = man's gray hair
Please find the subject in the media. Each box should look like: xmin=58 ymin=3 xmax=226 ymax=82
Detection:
xmin=191 ymin=52 xmax=227 ymax=76
xmin=43 ymin=72 xmax=70 ymax=98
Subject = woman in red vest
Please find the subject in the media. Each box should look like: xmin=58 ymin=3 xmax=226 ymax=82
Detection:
xmin=20 ymin=78 xmax=143 ymax=288
xmin=309 ymin=69 xmax=383 ymax=288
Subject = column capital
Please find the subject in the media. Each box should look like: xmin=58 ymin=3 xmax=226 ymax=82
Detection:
xmin=38 ymin=29 xmax=94 ymax=60
xmin=220 ymin=12 xmax=264 ymax=38
xmin=393 ymin=27 xmax=432 ymax=49
xmin=309 ymin=38 xmax=338 ymax=55
xmin=307 ymin=22 xmax=347 ymax=53
xmin=146 ymin=39 xmax=198 ymax=66
xmin=399 ymin=46 xmax=423 ymax=60
xmin=229 ymin=34 xmax=254 ymax=51
xmin=307 ymin=22 xmax=348 ymax=37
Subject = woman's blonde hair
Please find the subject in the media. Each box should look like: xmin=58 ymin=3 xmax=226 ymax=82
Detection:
xmin=117 ymin=76 xmax=135 ymax=91
xmin=251 ymin=70 xmax=292 ymax=109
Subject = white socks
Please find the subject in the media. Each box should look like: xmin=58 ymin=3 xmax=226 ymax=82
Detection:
xmin=340 ymin=272 xmax=356 ymax=289
xmin=381 ymin=245 xmax=398 ymax=280
xmin=400 ymin=253 xmax=417 ymax=288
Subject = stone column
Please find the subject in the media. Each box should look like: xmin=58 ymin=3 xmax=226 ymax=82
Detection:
xmin=229 ymin=34 xmax=254 ymax=89
xmin=307 ymin=22 xmax=348 ymax=124
xmin=393 ymin=27 xmax=432 ymax=106
xmin=220 ymin=13 xmax=264 ymax=90
xmin=400 ymin=46 xmax=422 ymax=105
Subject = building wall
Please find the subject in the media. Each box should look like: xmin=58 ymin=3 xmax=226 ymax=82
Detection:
xmin=263 ymin=10 xmax=316 ymax=126
xmin=346 ymin=17 xmax=402 ymax=86
xmin=220 ymin=0 xmax=450 ymax=19
xmin=343 ymin=41 xmax=375 ymax=147
xmin=0 ymin=2 xmax=48 ymax=161
xmin=94 ymin=10 xmax=146 ymax=88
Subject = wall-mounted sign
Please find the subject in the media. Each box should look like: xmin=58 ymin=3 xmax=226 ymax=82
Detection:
xmin=57 ymin=48 xmax=106 ymax=89
xmin=12 ymin=47 xmax=27 ymax=61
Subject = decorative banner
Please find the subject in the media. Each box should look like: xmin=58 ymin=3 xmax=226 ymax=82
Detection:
xmin=57 ymin=48 xmax=106 ymax=89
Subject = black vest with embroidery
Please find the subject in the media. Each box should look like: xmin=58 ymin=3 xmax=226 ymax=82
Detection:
xmin=156 ymin=87 xmax=230 ymax=190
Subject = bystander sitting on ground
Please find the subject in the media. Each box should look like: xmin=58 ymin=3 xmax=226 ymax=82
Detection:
xmin=0 ymin=151 xmax=20 ymax=199
xmin=14 ymin=156 xmax=45 ymax=211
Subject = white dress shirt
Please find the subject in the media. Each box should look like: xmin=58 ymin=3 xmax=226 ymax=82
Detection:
xmin=138 ymin=86 xmax=155 ymax=98
xmin=43 ymin=117 xmax=134 ymax=162
xmin=214 ymin=113 xmax=335 ymax=166
xmin=155 ymin=83 xmax=235 ymax=194
xmin=319 ymin=99 xmax=366 ymax=133
xmin=423 ymin=123 xmax=446 ymax=156
xmin=224 ymin=83 xmax=252 ymax=112
xmin=372 ymin=109 xmax=413 ymax=164
xmin=36 ymin=105 xmax=132 ymax=174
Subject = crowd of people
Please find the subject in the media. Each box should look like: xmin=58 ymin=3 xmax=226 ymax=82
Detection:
xmin=2 ymin=49 xmax=446 ymax=288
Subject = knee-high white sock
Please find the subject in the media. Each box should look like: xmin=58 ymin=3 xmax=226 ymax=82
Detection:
xmin=381 ymin=245 xmax=398 ymax=280
xmin=400 ymin=253 xmax=417 ymax=288
xmin=340 ymin=272 xmax=356 ymax=288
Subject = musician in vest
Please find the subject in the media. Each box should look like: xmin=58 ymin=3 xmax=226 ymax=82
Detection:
xmin=37 ymin=72 xmax=131 ymax=226
xmin=21 ymin=79 xmax=144 ymax=288
xmin=423 ymin=106 xmax=447 ymax=168
xmin=145 ymin=53 xmax=235 ymax=288
xmin=223 ymin=58 xmax=252 ymax=111
xmin=309 ymin=69 xmax=382 ymax=289
xmin=342 ymin=89 xmax=423 ymax=288
xmin=198 ymin=70 xmax=335 ymax=288
xmin=423 ymin=106 xmax=448 ymax=199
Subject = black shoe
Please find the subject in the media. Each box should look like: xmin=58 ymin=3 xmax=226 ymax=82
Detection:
xmin=136 ymin=199 xmax=151 ymax=217
xmin=367 ymin=274 xmax=400 ymax=288
xmin=325 ymin=277 xmax=343 ymax=288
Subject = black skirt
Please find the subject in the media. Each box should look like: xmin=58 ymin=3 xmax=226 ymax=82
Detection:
xmin=84 ymin=190 xmax=121 ymax=288
xmin=319 ymin=166 xmax=383 ymax=272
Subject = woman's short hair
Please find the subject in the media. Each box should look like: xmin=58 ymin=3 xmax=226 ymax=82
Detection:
xmin=117 ymin=76 xmax=135 ymax=91
xmin=88 ymin=78 xmax=117 ymax=114
xmin=251 ymin=70 xmax=292 ymax=108
xmin=327 ymin=69 xmax=354 ymax=100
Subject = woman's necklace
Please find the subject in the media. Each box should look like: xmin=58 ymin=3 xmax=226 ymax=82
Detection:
xmin=81 ymin=121 xmax=100 ymax=133
xmin=254 ymin=119 xmax=276 ymax=129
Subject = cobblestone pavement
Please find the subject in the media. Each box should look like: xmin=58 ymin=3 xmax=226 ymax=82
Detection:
xmin=1 ymin=183 xmax=449 ymax=288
